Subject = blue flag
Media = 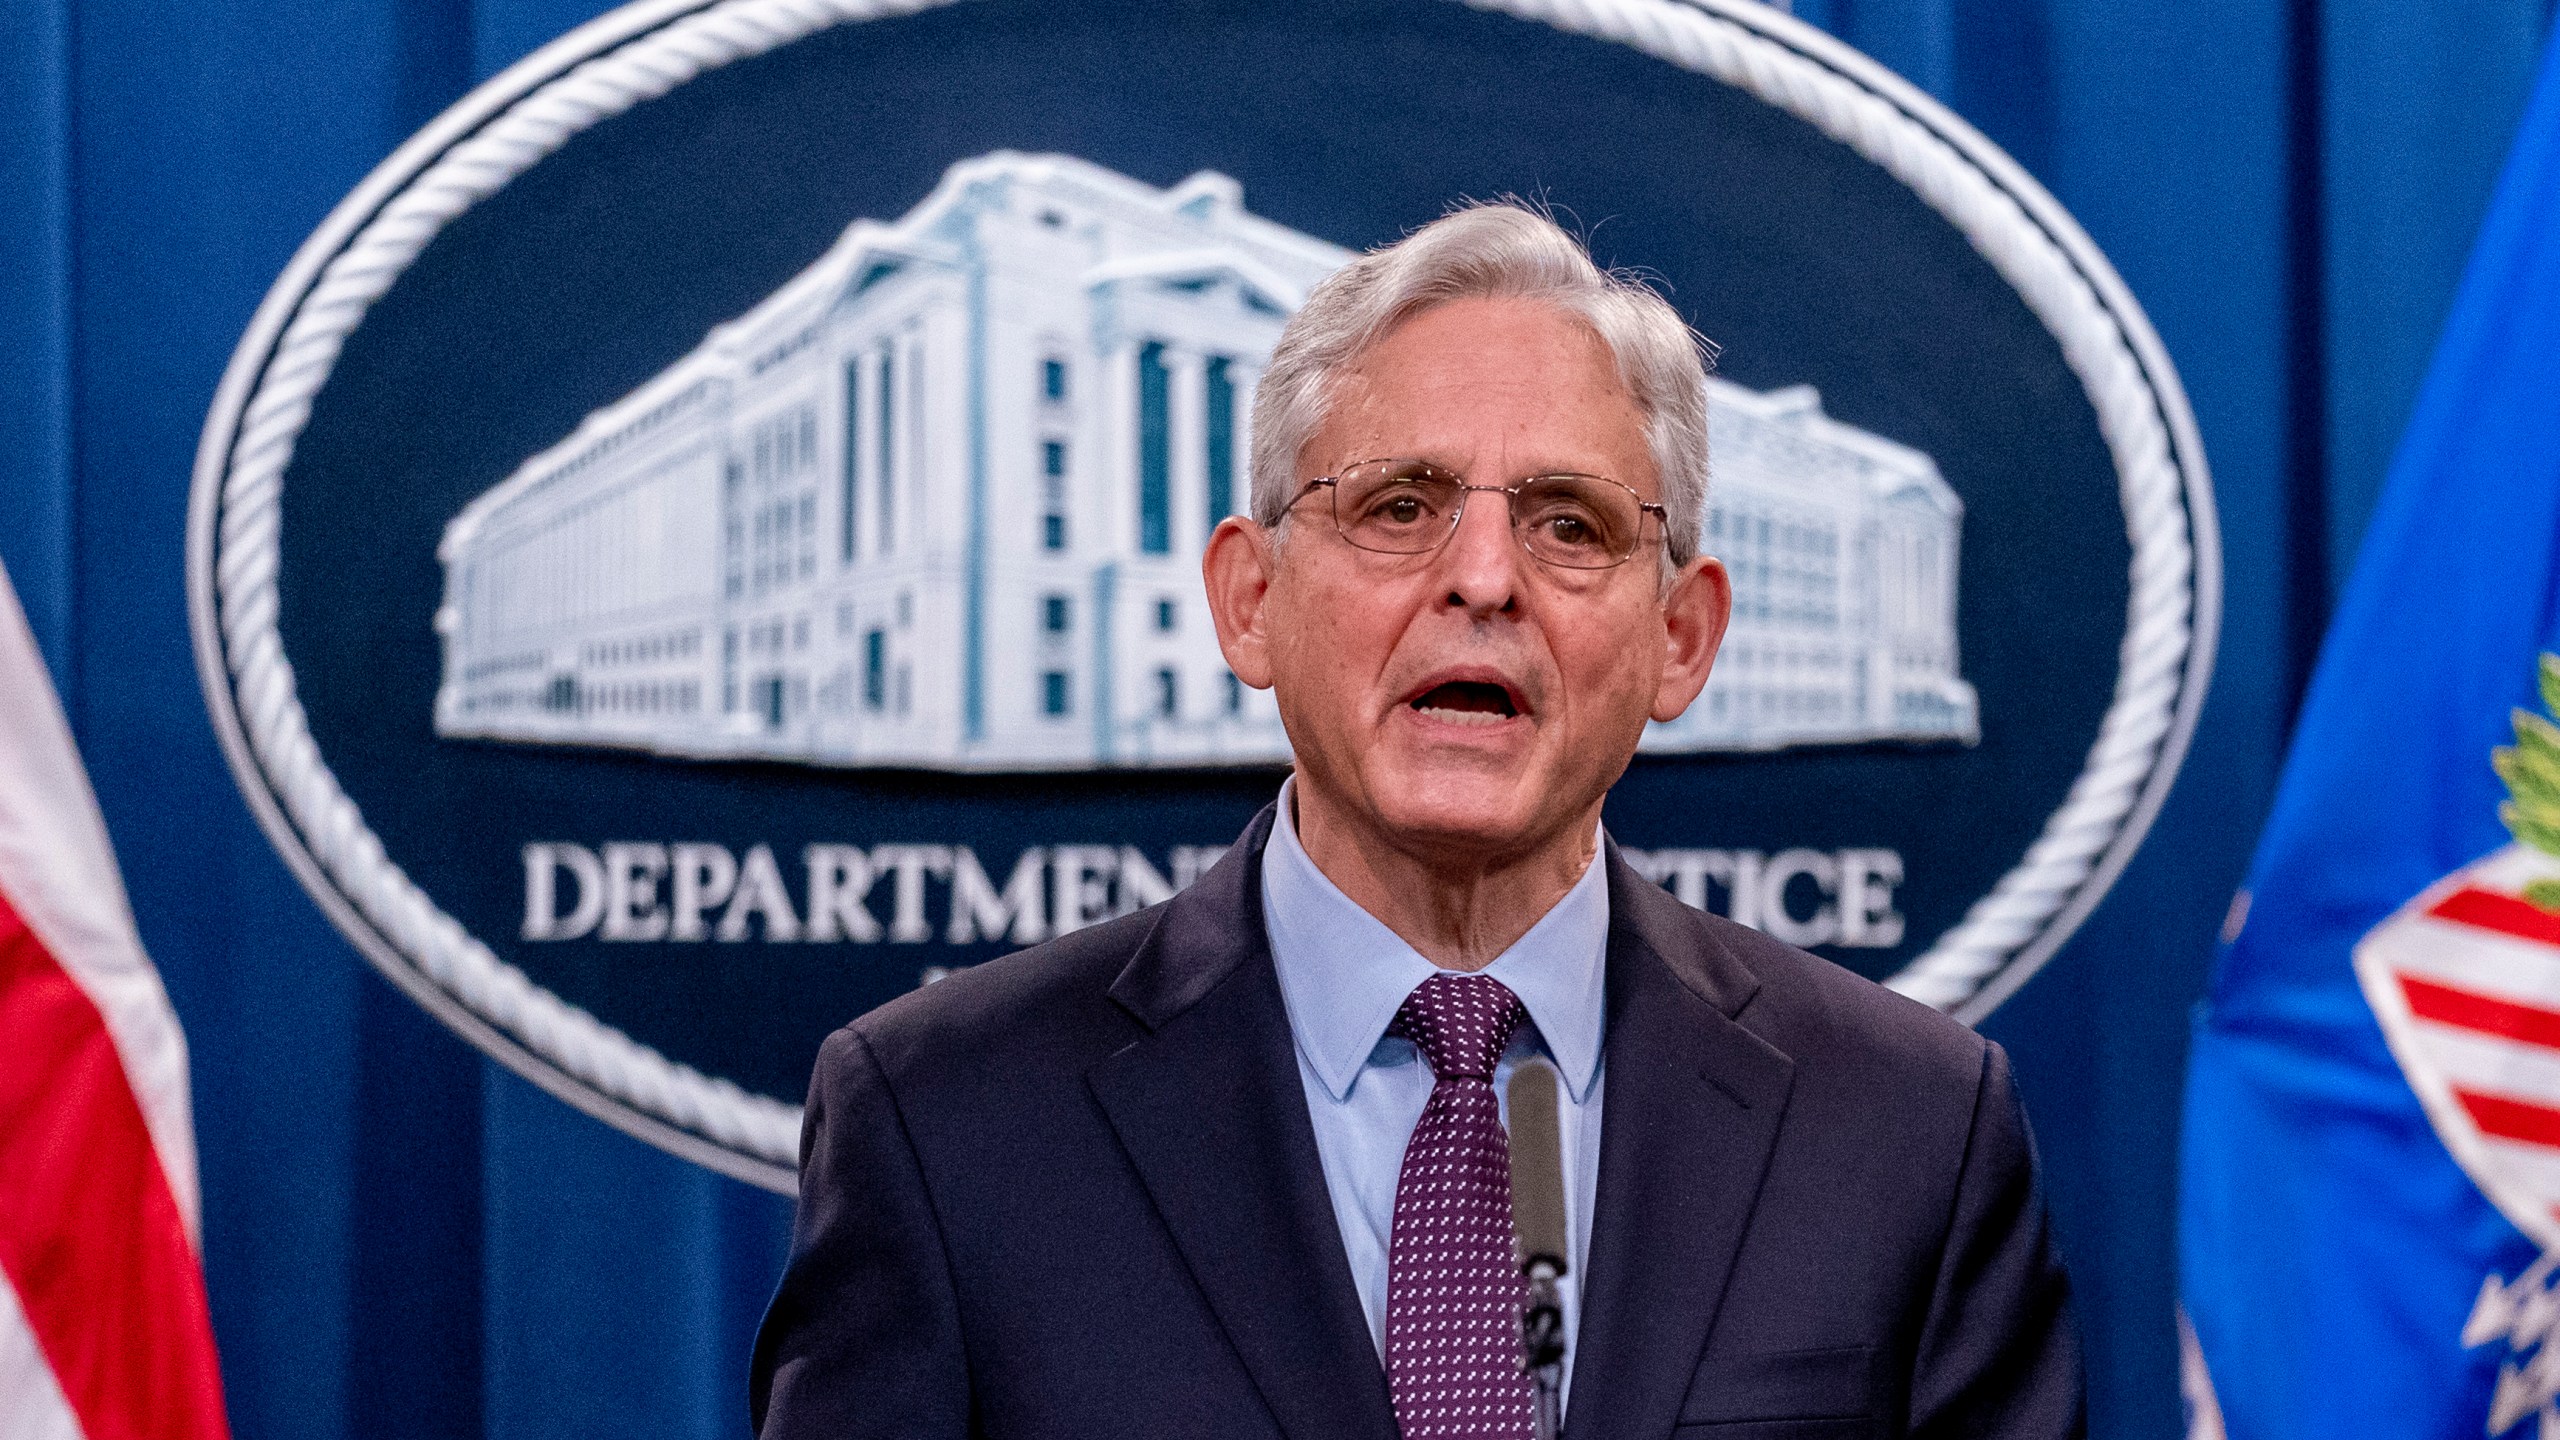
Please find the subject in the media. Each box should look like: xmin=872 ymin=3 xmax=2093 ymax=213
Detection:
xmin=2180 ymin=34 xmax=2560 ymax=1439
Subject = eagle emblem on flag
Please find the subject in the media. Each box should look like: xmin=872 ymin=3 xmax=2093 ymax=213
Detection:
xmin=2357 ymin=655 xmax=2560 ymax=1437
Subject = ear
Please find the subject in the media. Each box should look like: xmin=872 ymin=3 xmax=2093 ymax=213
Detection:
xmin=1651 ymin=554 xmax=1731 ymax=723
xmin=1204 ymin=516 xmax=1281 ymax=690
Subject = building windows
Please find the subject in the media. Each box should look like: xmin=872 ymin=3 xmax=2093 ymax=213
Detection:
xmin=1138 ymin=341 xmax=1170 ymax=554
xmin=1205 ymin=354 xmax=1235 ymax=537
xmin=1714 ymin=502 xmax=1842 ymax=631
xmin=843 ymin=358 xmax=860 ymax=561
xmin=1043 ymin=670 xmax=1071 ymax=717
xmin=743 ymin=406 xmax=818 ymax=599
xmin=905 ymin=338 xmax=924 ymax=537
xmin=1043 ymin=594 xmax=1071 ymax=634
xmin=876 ymin=345 xmax=896 ymax=554
xmin=865 ymin=629 xmax=887 ymax=711
xmin=1042 ymin=440 xmax=1069 ymax=551
xmin=1042 ymin=356 xmax=1068 ymax=403
xmin=724 ymin=460 xmax=745 ymax=597
xmin=1155 ymin=667 xmax=1179 ymax=719
xmin=1155 ymin=597 xmax=1176 ymax=632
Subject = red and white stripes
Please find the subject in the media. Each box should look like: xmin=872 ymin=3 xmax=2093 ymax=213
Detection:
xmin=0 ymin=564 xmax=227 ymax=1440
xmin=2358 ymin=844 xmax=2560 ymax=1254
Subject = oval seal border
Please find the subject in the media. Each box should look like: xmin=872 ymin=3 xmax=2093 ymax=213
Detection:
xmin=187 ymin=0 xmax=2221 ymax=1192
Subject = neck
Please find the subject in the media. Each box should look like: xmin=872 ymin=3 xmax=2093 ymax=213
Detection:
xmin=1288 ymin=776 xmax=1600 ymax=971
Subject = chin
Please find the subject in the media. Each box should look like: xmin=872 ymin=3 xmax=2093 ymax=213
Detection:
xmin=1369 ymin=770 xmax=1548 ymax=854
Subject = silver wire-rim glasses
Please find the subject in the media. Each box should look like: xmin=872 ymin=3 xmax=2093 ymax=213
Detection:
xmin=1292 ymin=458 xmax=1669 ymax=570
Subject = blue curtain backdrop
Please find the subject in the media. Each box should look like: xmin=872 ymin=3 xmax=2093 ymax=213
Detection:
xmin=0 ymin=1 xmax=2550 ymax=1436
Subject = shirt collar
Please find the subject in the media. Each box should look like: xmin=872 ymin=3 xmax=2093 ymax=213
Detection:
xmin=1261 ymin=777 xmax=1609 ymax=1106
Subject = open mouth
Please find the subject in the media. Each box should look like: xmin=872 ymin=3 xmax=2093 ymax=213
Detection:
xmin=1408 ymin=681 xmax=1521 ymax=727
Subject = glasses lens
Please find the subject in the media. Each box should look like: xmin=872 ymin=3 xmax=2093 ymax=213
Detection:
xmin=1513 ymin=475 xmax=1644 ymax=568
xmin=1333 ymin=461 xmax=1462 ymax=554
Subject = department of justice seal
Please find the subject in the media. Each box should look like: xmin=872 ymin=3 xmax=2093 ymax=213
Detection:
xmin=190 ymin=0 xmax=2219 ymax=1189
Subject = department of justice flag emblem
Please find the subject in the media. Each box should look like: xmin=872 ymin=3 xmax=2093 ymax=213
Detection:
xmin=2358 ymin=657 xmax=2560 ymax=1437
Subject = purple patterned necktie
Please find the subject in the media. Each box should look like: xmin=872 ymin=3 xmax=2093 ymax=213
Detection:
xmin=1384 ymin=972 xmax=1537 ymax=1440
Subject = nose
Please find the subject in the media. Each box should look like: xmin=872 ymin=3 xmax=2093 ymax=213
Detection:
xmin=1439 ymin=488 xmax=1523 ymax=617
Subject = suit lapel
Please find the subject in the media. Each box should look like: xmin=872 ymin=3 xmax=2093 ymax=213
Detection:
xmin=1087 ymin=808 xmax=1397 ymax=1440
xmin=1567 ymin=851 xmax=1796 ymax=1440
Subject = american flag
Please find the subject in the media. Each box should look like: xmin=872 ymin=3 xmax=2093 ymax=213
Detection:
xmin=0 ymin=561 xmax=227 ymax=1440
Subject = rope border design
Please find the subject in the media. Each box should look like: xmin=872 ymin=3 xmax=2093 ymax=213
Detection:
xmin=1462 ymin=0 xmax=2216 ymax=1016
xmin=187 ymin=0 xmax=2217 ymax=1188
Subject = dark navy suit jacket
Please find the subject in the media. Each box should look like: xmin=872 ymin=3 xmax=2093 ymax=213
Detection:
xmin=750 ymin=807 xmax=2084 ymax=1439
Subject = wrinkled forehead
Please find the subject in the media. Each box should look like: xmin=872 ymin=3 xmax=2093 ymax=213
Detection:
xmin=1310 ymin=300 xmax=1656 ymax=483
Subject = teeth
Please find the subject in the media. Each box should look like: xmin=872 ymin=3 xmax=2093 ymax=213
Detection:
xmin=1415 ymin=705 xmax=1509 ymax=727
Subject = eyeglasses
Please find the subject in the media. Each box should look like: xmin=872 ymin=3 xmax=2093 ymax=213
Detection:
xmin=1292 ymin=459 xmax=1668 ymax=570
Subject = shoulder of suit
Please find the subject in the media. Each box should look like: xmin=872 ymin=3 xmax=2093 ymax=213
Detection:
xmin=1639 ymin=882 xmax=1993 ymax=1089
xmin=823 ymin=904 xmax=1161 ymax=1083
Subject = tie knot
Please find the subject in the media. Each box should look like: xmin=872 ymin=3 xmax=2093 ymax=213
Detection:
xmin=1392 ymin=973 xmax=1528 ymax=1081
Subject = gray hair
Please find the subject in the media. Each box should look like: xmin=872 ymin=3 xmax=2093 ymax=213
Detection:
xmin=1250 ymin=201 xmax=1714 ymax=567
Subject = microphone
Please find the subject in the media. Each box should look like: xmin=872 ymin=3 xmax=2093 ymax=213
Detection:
xmin=1507 ymin=1058 xmax=1569 ymax=1440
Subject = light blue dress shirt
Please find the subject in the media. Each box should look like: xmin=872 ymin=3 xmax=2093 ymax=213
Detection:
xmin=1260 ymin=780 xmax=1608 ymax=1399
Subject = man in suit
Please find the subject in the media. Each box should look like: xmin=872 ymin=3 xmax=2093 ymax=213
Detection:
xmin=751 ymin=202 xmax=2083 ymax=1439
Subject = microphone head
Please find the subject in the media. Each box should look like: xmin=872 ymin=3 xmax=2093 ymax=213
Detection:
xmin=1506 ymin=1057 xmax=1570 ymax=1277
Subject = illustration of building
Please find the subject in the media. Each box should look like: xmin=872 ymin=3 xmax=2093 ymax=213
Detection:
xmin=1654 ymin=382 xmax=1979 ymax=751
xmin=433 ymin=152 xmax=1975 ymax=771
